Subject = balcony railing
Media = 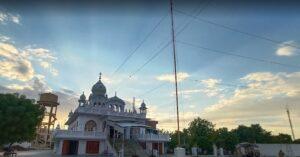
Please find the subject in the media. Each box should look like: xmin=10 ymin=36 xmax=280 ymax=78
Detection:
xmin=76 ymin=106 xmax=146 ymax=119
xmin=53 ymin=130 xmax=106 ymax=140
xmin=136 ymin=133 xmax=170 ymax=142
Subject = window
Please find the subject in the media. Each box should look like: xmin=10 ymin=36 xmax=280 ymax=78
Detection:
xmin=85 ymin=120 xmax=97 ymax=131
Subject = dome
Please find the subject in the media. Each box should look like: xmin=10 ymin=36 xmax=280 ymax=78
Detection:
xmin=109 ymin=96 xmax=125 ymax=104
xmin=140 ymin=100 xmax=147 ymax=109
xmin=91 ymin=73 xmax=106 ymax=96
xmin=108 ymin=92 xmax=125 ymax=104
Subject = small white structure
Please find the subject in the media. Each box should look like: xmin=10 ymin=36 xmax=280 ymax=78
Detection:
xmin=53 ymin=73 xmax=169 ymax=156
xmin=191 ymin=147 xmax=198 ymax=156
xmin=175 ymin=147 xmax=186 ymax=157
xmin=213 ymin=144 xmax=218 ymax=156
xmin=257 ymin=144 xmax=300 ymax=157
xmin=219 ymin=147 xmax=224 ymax=157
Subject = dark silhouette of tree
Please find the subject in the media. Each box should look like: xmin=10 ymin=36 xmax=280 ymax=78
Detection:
xmin=232 ymin=124 xmax=272 ymax=143
xmin=271 ymin=133 xmax=292 ymax=143
xmin=188 ymin=117 xmax=215 ymax=153
xmin=167 ymin=118 xmax=293 ymax=153
xmin=213 ymin=127 xmax=239 ymax=151
xmin=0 ymin=93 xmax=44 ymax=146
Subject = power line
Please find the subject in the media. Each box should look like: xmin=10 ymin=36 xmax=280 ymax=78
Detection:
xmin=174 ymin=9 xmax=300 ymax=51
xmin=189 ymin=78 xmax=248 ymax=89
xmin=129 ymin=41 xmax=171 ymax=78
xmin=138 ymin=82 xmax=169 ymax=98
xmin=111 ymin=14 xmax=168 ymax=76
xmin=177 ymin=40 xmax=300 ymax=69
xmin=128 ymin=1 xmax=212 ymax=78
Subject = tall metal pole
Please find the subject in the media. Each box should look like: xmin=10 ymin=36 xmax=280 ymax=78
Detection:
xmin=286 ymin=106 xmax=295 ymax=141
xmin=169 ymin=0 xmax=180 ymax=146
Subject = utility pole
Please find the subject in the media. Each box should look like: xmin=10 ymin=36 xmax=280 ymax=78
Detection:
xmin=286 ymin=105 xmax=296 ymax=141
xmin=169 ymin=0 xmax=180 ymax=146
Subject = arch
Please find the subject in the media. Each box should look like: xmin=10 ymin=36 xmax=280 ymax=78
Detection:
xmin=85 ymin=120 xmax=97 ymax=131
xmin=115 ymin=105 xmax=119 ymax=112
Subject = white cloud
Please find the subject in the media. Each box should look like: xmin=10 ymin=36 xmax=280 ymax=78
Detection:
xmin=0 ymin=11 xmax=20 ymax=25
xmin=276 ymin=41 xmax=298 ymax=57
xmin=0 ymin=35 xmax=10 ymax=42
xmin=24 ymin=47 xmax=59 ymax=76
xmin=200 ymin=78 xmax=222 ymax=97
xmin=6 ymin=84 xmax=33 ymax=90
xmin=0 ymin=43 xmax=35 ymax=81
xmin=171 ymin=79 xmax=222 ymax=98
xmin=202 ymin=71 xmax=300 ymax=136
xmin=0 ymin=42 xmax=59 ymax=81
xmin=201 ymin=78 xmax=220 ymax=88
xmin=156 ymin=72 xmax=190 ymax=83
xmin=179 ymin=89 xmax=202 ymax=95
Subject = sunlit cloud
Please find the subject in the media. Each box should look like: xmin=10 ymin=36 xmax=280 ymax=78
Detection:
xmin=24 ymin=47 xmax=59 ymax=76
xmin=202 ymin=71 xmax=300 ymax=136
xmin=0 ymin=41 xmax=60 ymax=81
xmin=0 ymin=43 xmax=35 ymax=81
xmin=156 ymin=72 xmax=190 ymax=83
xmin=276 ymin=41 xmax=298 ymax=57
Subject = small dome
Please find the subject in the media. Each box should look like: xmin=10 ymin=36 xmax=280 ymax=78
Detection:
xmin=80 ymin=92 xmax=86 ymax=100
xmin=140 ymin=100 xmax=147 ymax=109
xmin=108 ymin=93 xmax=125 ymax=104
xmin=91 ymin=73 xmax=106 ymax=96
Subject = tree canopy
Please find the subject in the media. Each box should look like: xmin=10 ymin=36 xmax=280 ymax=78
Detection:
xmin=0 ymin=93 xmax=44 ymax=145
xmin=168 ymin=117 xmax=293 ymax=153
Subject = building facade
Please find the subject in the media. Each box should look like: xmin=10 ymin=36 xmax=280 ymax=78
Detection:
xmin=53 ymin=74 xmax=169 ymax=156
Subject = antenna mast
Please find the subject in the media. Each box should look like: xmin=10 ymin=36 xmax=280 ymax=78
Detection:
xmin=170 ymin=0 xmax=180 ymax=146
xmin=286 ymin=105 xmax=295 ymax=141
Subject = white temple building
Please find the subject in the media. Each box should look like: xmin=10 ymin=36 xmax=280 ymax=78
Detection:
xmin=53 ymin=73 xmax=170 ymax=156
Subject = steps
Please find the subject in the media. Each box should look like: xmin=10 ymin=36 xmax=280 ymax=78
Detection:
xmin=109 ymin=138 xmax=149 ymax=157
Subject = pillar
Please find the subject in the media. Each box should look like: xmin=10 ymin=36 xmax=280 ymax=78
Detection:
xmin=213 ymin=144 xmax=217 ymax=157
xmin=174 ymin=147 xmax=185 ymax=157
xmin=125 ymin=127 xmax=131 ymax=139
xmin=219 ymin=148 xmax=224 ymax=157
xmin=100 ymin=140 xmax=106 ymax=154
xmin=78 ymin=140 xmax=86 ymax=155
xmin=56 ymin=140 xmax=63 ymax=155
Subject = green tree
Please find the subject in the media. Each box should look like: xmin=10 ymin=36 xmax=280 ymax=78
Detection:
xmin=293 ymin=139 xmax=300 ymax=144
xmin=232 ymin=124 xmax=272 ymax=143
xmin=271 ymin=133 xmax=292 ymax=143
xmin=213 ymin=128 xmax=239 ymax=151
xmin=0 ymin=93 xmax=44 ymax=146
xmin=169 ymin=129 xmax=189 ymax=151
xmin=188 ymin=117 xmax=215 ymax=153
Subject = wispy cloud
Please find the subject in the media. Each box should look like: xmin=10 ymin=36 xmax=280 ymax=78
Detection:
xmin=202 ymin=71 xmax=300 ymax=136
xmin=0 ymin=41 xmax=59 ymax=81
xmin=276 ymin=41 xmax=298 ymax=57
xmin=0 ymin=43 xmax=35 ymax=81
xmin=156 ymin=72 xmax=190 ymax=83
xmin=0 ymin=35 xmax=11 ymax=42
xmin=0 ymin=11 xmax=20 ymax=25
xmin=200 ymin=78 xmax=222 ymax=97
xmin=24 ymin=47 xmax=59 ymax=76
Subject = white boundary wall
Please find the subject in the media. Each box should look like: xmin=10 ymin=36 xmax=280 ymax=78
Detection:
xmin=257 ymin=144 xmax=300 ymax=157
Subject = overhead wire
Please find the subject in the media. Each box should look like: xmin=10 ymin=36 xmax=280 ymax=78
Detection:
xmin=111 ymin=14 xmax=169 ymax=76
xmin=177 ymin=40 xmax=300 ymax=69
xmin=129 ymin=0 xmax=213 ymax=78
xmin=174 ymin=9 xmax=300 ymax=51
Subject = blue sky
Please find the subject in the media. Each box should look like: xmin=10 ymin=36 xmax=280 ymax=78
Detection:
xmin=1 ymin=0 xmax=300 ymax=137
